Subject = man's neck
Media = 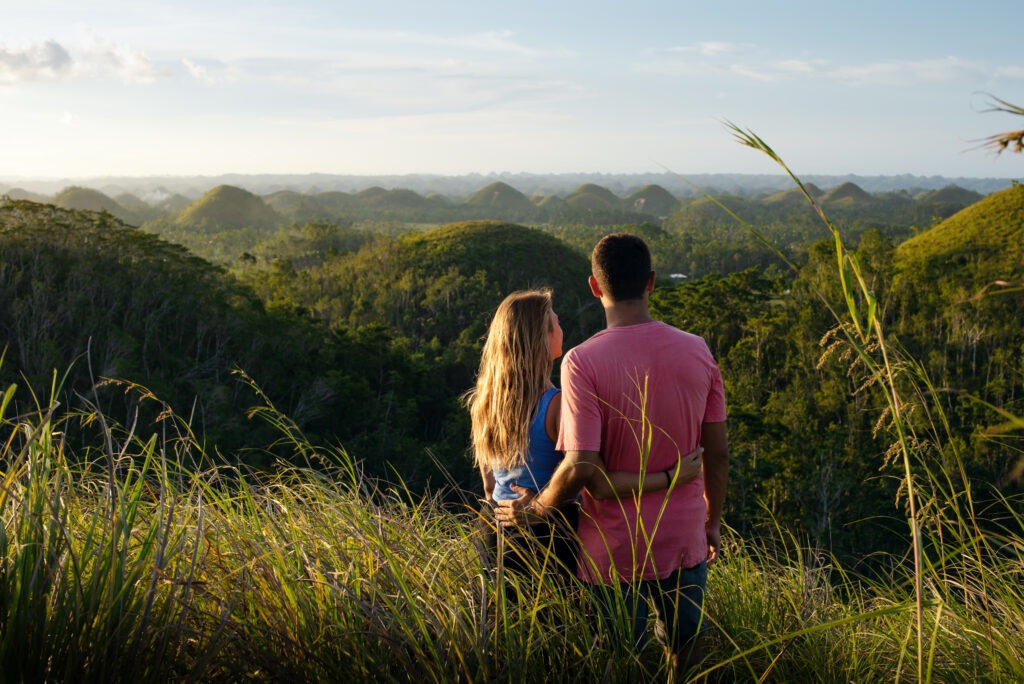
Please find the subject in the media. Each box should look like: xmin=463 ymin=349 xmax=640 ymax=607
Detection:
xmin=603 ymin=299 xmax=654 ymax=329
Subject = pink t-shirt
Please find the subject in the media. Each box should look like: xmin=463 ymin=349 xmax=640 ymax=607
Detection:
xmin=557 ymin=320 xmax=726 ymax=584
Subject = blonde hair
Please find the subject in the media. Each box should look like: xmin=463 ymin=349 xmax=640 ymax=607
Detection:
xmin=465 ymin=289 xmax=554 ymax=471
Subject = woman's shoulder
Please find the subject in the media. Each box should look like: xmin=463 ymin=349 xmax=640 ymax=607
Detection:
xmin=544 ymin=387 xmax=561 ymax=442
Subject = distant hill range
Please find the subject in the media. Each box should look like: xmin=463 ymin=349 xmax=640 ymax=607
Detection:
xmin=1 ymin=171 xmax=1016 ymax=203
xmin=1 ymin=174 xmax=1007 ymax=231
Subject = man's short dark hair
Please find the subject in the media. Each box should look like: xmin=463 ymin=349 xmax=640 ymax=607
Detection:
xmin=591 ymin=233 xmax=652 ymax=301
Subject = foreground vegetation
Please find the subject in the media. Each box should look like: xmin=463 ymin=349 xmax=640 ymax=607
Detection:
xmin=1 ymin=368 xmax=1021 ymax=682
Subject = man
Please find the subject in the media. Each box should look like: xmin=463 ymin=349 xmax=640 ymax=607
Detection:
xmin=495 ymin=233 xmax=729 ymax=669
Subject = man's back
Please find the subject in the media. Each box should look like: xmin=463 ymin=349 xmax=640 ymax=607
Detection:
xmin=558 ymin=320 xmax=726 ymax=583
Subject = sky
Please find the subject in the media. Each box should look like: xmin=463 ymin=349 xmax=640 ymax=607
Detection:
xmin=1 ymin=0 xmax=1022 ymax=181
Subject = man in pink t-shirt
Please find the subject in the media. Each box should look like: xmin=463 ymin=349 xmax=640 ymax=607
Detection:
xmin=496 ymin=233 xmax=729 ymax=670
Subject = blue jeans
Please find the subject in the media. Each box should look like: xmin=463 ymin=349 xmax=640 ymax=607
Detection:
xmin=593 ymin=560 xmax=708 ymax=656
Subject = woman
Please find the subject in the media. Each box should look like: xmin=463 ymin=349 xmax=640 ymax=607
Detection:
xmin=465 ymin=289 xmax=701 ymax=579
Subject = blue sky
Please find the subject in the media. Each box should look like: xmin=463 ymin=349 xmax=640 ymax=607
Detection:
xmin=2 ymin=0 xmax=1022 ymax=180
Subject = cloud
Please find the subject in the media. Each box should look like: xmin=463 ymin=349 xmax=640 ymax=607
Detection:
xmin=833 ymin=56 xmax=980 ymax=86
xmin=0 ymin=31 xmax=162 ymax=85
xmin=182 ymin=57 xmax=221 ymax=84
xmin=339 ymin=28 xmax=573 ymax=60
xmin=0 ymin=40 xmax=72 ymax=83
xmin=993 ymin=65 xmax=1024 ymax=79
xmin=79 ymin=29 xmax=159 ymax=83
xmin=665 ymin=41 xmax=752 ymax=57
xmin=640 ymin=44 xmax=828 ymax=82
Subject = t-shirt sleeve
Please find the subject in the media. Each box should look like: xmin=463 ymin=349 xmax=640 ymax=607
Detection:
xmin=557 ymin=350 xmax=603 ymax=452
xmin=703 ymin=351 xmax=727 ymax=424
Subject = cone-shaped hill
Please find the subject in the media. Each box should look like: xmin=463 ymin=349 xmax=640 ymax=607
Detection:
xmin=52 ymin=185 xmax=142 ymax=223
xmin=53 ymin=186 xmax=127 ymax=217
xmin=535 ymin=194 xmax=566 ymax=210
xmin=915 ymin=185 xmax=985 ymax=206
xmin=354 ymin=187 xmax=434 ymax=209
xmin=156 ymin=193 xmax=193 ymax=213
xmin=313 ymin=220 xmax=602 ymax=350
xmin=3 ymin=187 xmax=49 ymax=202
xmin=175 ymin=184 xmax=280 ymax=230
xmin=821 ymin=182 xmax=874 ymax=207
xmin=763 ymin=183 xmax=824 ymax=207
xmin=565 ymin=183 xmax=621 ymax=210
xmin=464 ymin=182 xmax=536 ymax=213
xmin=626 ymin=184 xmax=679 ymax=216
xmin=263 ymin=190 xmax=334 ymax=222
xmin=895 ymin=183 xmax=1024 ymax=283
xmin=114 ymin=192 xmax=151 ymax=211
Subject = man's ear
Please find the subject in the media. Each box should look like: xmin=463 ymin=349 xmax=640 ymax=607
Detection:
xmin=588 ymin=275 xmax=602 ymax=298
xmin=646 ymin=271 xmax=656 ymax=292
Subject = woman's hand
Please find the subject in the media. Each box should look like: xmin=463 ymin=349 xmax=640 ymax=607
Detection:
xmin=670 ymin=446 xmax=704 ymax=486
xmin=493 ymin=484 xmax=546 ymax=527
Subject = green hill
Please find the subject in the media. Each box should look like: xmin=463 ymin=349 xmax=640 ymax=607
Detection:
xmin=821 ymin=181 xmax=874 ymax=207
xmin=52 ymin=186 xmax=133 ymax=222
xmin=565 ymin=183 xmax=621 ymax=210
xmin=113 ymin=192 xmax=150 ymax=210
xmin=293 ymin=220 xmax=602 ymax=351
xmin=3 ymin=187 xmax=50 ymax=202
xmin=895 ymin=183 xmax=1024 ymax=281
xmin=354 ymin=187 xmax=434 ymax=209
xmin=156 ymin=193 xmax=193 ymax=213
xmin=0 ymin=198 xmax=269 ymax=435
xmin=763 ymin=183 xmax=824 ymax=207
xmin=626 ymin=184 xmax=679 ymax=216
xmin=464 ymin=182 xmax=535 ymax=213
xmin=915 ymin=185 xmax=984 ymax=205
xmin=176 ymin=184 xmax=280 ymax=230
xmin=535 ymin=194 xmax=566 ymax=210
xmin=263 ymin=189 xmax=332 ymax=222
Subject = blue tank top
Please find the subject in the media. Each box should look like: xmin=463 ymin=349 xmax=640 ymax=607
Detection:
xmin=492 ymin=387 xmax=562 ymax=501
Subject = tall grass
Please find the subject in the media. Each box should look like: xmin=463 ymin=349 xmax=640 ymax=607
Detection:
xmin=0 ymin=353 xmax=1021 ymax=681
xmin=704 ymin=124 xmax=1024 ymax=682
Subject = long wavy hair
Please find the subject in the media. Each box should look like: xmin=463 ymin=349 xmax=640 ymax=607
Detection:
xmin=465 ymin=289 xmax=555 ymax=471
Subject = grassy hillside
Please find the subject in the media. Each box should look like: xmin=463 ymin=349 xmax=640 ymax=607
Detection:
xmin=0 ymin=198 xmax=272 ymax=445
xmin=464 ymin=181 xmax=536 ymax=213
xmin=895 ymin=182 xmax=1024 ymax=279
xmin=51 ymin=185 xmax=145 ymax=224
xmin=566 ymin=182 xmax=621 ymax=210
xmin=820 ymin=181 xmax=875 ymax=207
xmin=626 ymin=184 xmax=679 ymax=216
xmin=175 ymin=184 xmax=281 ymax=230
xmin=275 ymin=220 xmax=602 ymax=353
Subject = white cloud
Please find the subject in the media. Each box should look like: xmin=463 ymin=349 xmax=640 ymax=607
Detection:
xmin=775 ymin=59 xmax=828 ymax=75
xmin=994 ymin=65 xmax=1024 ymax=79
xmin=0 ymin=31 xmax=163 ymax=85
xmin=182 ymin=57 xmax=218 ymax=84
xmin=0 ymin=40 xmax=72 ymax=83
xmin=337 ymin=28 xmax=574 ymax=60
xmin=834 ymin=56 xmax=979 ymax=86
xmin=78 ymin=29 xmax=159 ymax=83
xmin=665 ymin=41 xmax=752 ymax=57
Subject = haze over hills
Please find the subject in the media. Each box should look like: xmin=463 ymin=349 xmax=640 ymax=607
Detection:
xmin=1 ymin=171 xmax=1016 ymax=203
